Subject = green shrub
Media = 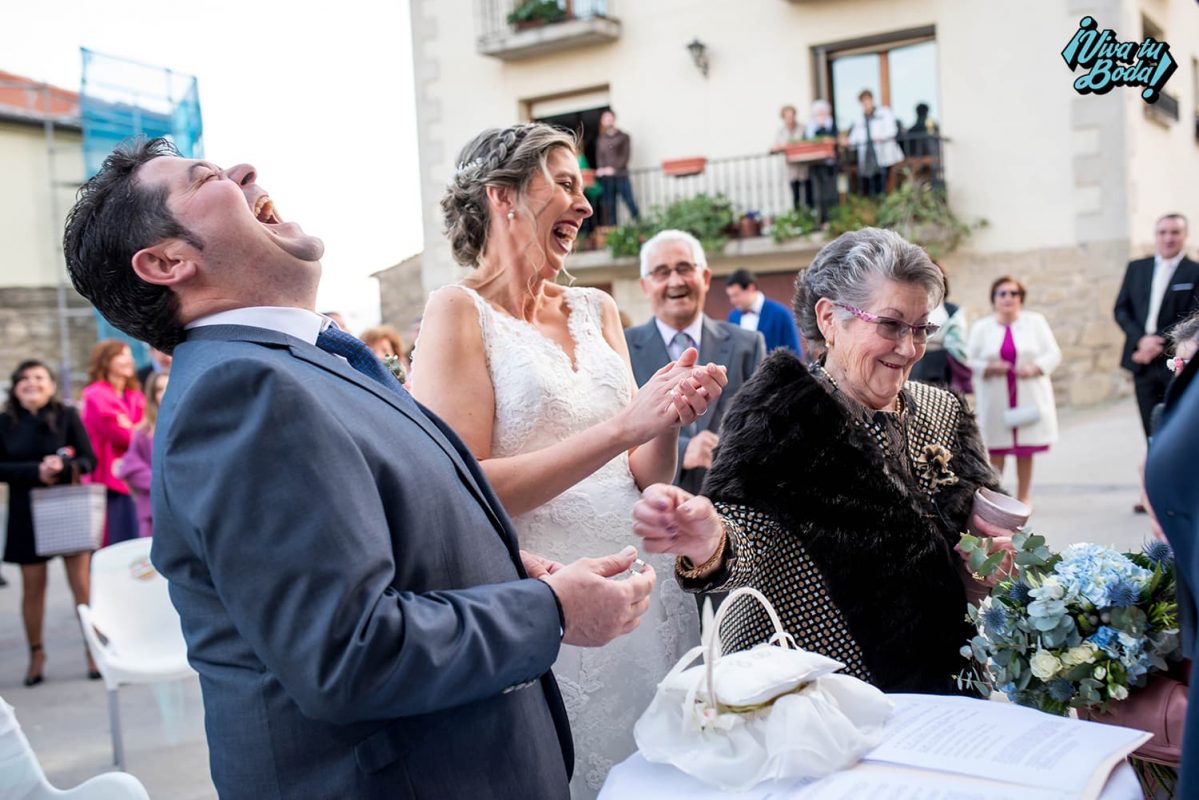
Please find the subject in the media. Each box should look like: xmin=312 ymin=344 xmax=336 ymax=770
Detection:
xmin=770 ymin=207 xmax=819 ymax=244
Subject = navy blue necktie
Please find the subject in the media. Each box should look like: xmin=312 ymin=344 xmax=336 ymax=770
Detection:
xmin=316 ymin=325 xmax=415 ymax=407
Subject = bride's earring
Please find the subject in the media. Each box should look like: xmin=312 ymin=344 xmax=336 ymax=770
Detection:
xmin=507 ymin=210 xmax=515 ymax=221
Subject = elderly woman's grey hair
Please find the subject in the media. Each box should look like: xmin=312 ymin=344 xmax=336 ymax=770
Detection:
xmin=793 ymin=227 xmax=945 ymax=342
xmin=441 ymin=123 xmax=578 ymax=267
xmin=639 ymin=229 xmax=708 ymax=278
xmin=810 ymin=99 xmax=832 ymax=116
xmin=1169 ymin=309 xmax=1199 ymax=353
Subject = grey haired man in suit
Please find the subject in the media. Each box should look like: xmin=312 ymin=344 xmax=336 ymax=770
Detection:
xmin=62 ymin=138 xmax=656 ymax=800
xmin=625 ymin=230 xmax=766 ymax=495
xmin=1114 ymin=213 xmax=1199 ymax=440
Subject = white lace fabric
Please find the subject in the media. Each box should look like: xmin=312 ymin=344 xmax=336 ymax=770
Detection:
xmin=443 ymin=284 xmax=701 ymax=798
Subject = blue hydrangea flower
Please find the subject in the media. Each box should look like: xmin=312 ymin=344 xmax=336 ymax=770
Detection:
xmin=1008 ymin=582 xmax=1032 ymax=604
xmin=1108 ymin=581 xmax=1139 ymax=608
xmin=1143 ymin=540 xmax=1173 ymax=567
xmin=981 ymin=603 xmax=1008 ymax=634
xmin=1089 ymin=625 xmax=1120 ymax=656
xmin=1053 ymin=544 xmax=1152 ymax=608
xmin=999 ymin=681 xmax=1017 ymax=702
xmin=1048 ymin=678 xmax=1075 ymax=703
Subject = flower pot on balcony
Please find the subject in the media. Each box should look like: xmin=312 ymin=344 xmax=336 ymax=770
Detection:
xmin=581 ymin=168 xmax=596 ymax=188
xmin=782 ymin=141 xmax=836 ymax=164
xmin=738 ymin=214 xmax=763 ymax=239
xmin=662 ymin=157 xmax=708 ymax=177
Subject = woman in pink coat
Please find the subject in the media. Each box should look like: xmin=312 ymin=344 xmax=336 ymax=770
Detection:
xmin=116 ymin=371 xmax=167 ymax=539
xmin=80 ymin=340 xmax=145 ymax=546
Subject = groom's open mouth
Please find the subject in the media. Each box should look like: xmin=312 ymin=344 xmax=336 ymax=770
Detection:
xmin=252 ymin=195 xmax=283 ymax=225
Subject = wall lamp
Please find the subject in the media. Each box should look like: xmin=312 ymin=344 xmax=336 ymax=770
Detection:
xmin=687 ymin=38 xmax=710 ymax=78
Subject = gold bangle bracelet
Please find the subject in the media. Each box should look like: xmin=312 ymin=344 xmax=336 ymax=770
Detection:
xmin=677 ymin=527 xmax=728 ymax=579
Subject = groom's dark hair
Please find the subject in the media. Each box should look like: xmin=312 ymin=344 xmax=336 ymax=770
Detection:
xmin=63 ymin=136 xmax=202 ymax=353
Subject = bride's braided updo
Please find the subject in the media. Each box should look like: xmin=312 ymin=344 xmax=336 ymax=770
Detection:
xmin=442 ymin=123 xmax=579 ymax=267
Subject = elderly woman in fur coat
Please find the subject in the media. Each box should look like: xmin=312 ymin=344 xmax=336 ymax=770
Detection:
xmin=633 ymin=228 xmax=1010 ymax=694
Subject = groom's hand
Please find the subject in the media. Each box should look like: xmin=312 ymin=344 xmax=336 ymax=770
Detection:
xmin=542 ymin=545 xmax=656 ymax=647
xmin=520 ymin=549 xmax=565 ymax=579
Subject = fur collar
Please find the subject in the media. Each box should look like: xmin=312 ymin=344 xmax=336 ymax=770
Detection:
xmin=703 ymin=350 xmax=975 ymax=693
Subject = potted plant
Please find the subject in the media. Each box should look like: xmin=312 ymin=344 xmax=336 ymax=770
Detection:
xmin=507 ymin=0 xmax=567 ymax=30
xmin=769 ymin=207 xmax=819 ymax=244
xmin=661 ymin=157 xmax=708 ymax=177
xmin=877 ymin=177 xmax=986 ymax=259
xmin=781 ymin=139 xmax=837 ymax=164
xmin=738 ymin=211 xmax=763 ymax=239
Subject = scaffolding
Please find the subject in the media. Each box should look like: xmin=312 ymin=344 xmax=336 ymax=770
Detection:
xmin=0 ymin=53 xmax=203 ymax=393
xmin=79 ymin=48 xmax=204 ymax=367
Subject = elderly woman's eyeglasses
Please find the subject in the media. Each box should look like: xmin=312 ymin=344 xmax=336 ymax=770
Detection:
xmin=834 ymin=302 xmax=940 ymax=343
xmin=647 ymin=262 xmax=698 ymax=282
xmin=994 ymin=290 xmax=1022 ymax=299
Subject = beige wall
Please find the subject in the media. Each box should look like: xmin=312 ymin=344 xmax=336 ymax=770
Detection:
xmin=0 ymin=121 xmax=83 ymax=288
xmin=1126 ymin=0 xmax=1199 ymax=253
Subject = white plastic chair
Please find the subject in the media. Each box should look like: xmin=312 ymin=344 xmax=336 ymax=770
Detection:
xmin=76 ymin=538 xmax=195 ymax=771
xmin=0 ymin=696 xmax=150 ymax=799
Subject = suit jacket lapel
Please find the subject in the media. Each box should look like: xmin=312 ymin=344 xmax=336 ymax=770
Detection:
xmin=695 ymin=316 xmax=732 ymax=434
xmin=627 ymin=321 xmax=671 ymax=385
xmin=186 ymin=325 xmax=513 ymax=546
xmin=1161 ymin=258 xmax=1199 ymax=330
xmin=288 ymin=344 xmax=511 ymax=539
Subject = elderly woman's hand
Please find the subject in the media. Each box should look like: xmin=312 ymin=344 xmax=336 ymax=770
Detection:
xmin=632 ymin=483 xmax=724 ymax=567
xmin=957 ymin=513 xmax=1018 ymax=586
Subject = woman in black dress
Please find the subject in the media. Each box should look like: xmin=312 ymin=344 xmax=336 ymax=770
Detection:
xmin=0 ymin=359 xmax=97 ymax=685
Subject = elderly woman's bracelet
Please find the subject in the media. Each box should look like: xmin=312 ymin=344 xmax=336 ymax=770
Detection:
xmin=677 ymin=526 xmax=729 ymax=579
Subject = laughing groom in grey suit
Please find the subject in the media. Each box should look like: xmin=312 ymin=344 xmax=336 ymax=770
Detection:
xmin=63 ymin=139 xmax=656 ymax=800
xmin=625 ymin=230 xmax=766 ymax=495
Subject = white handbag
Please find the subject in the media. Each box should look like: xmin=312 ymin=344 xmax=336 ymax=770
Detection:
xmin=31 ymin=465 xmax=106 ymax=557
xmin=633 ymin=587 xmax=893 ymax=792
xmin=1002 ymin=404 xmax=1041 ymax=428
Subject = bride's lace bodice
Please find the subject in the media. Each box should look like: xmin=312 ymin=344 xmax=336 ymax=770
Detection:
xmin=450 ymin=284 xmax=642 ymax=563
xmin=443 ymin=283 xmax=699 ymax=798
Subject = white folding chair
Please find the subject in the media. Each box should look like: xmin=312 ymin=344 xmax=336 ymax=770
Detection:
xmin=0 ymin=696 xmax=150 ymax=799
xmin=76 ymin=538 xmax=195 ymax=771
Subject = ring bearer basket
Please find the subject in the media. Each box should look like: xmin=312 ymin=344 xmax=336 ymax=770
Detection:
xmin=633 ymin=587 xmax=893 ymax=791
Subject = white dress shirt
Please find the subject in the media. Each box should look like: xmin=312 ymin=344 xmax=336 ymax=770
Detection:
xmin=738 ymin=292 xmax=766 ymax=332
xmin=186 ymin=306 xmax=328 ymax=344
xmin=1146 ymin=253 xmax=1184 ymax=334
xmin=655 ymin=315 xmax=704 ymax=360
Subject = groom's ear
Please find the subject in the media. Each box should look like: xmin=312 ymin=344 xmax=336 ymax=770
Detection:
xmin=131 ymin=238 xmax=199 ymax=288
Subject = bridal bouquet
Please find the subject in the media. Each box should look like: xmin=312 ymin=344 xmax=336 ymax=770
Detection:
xmin=956 ymin=533 xmax=1180 ymax=716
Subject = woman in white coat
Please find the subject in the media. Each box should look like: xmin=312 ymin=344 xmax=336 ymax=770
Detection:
xmin=846 ymin=89 xmax=903 ymax=198
xmin=967 ymin=276 xmax=1061 ymax=506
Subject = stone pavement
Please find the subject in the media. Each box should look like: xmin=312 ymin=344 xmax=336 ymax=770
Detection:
xmin=0 ymin=397 xmax=1155 ymax=799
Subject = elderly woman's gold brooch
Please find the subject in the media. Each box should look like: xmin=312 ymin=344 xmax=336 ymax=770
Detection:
xmin=915 ymin=444 xmax=958 ymax=491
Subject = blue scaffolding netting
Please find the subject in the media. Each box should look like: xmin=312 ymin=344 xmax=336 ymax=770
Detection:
xmin=79 ymin=48 xmax=204 ymax=363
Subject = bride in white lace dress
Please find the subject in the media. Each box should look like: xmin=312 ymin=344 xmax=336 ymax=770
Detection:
xmin=413 ymin=124 xmax=723 ymax=798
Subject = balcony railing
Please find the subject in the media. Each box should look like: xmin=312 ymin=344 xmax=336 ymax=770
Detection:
xmin=476 ymin=0 xmax=619 ymax=61
xmin=592 ymin=132 xmax=947 ymax=233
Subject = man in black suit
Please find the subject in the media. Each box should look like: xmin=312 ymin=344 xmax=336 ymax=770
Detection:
xmin=1114 ymin=213 xmax=1199 ymax=439
xmin=625 ymin=230 xmax=765 ymax=495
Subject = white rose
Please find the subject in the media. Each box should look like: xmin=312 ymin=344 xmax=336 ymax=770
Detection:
xmin=1061 ymin=643 xmax=1099 ymax=667
xmin=1110 ymin=685 xmax=1129 ymax=701
xmin=1030 ymin=650 xmax=1063 ymax=680
xmin=1093 ymin=666 xmax=1106 ymax=680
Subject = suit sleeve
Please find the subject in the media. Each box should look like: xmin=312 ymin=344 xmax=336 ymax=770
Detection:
xmin=1114 ymin=262 xmax=1144 ymax=341
xmin=750 ymin=332 xmax=767 ymax=371
xmin=158 ymin=361 xmax=561 ymax=725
